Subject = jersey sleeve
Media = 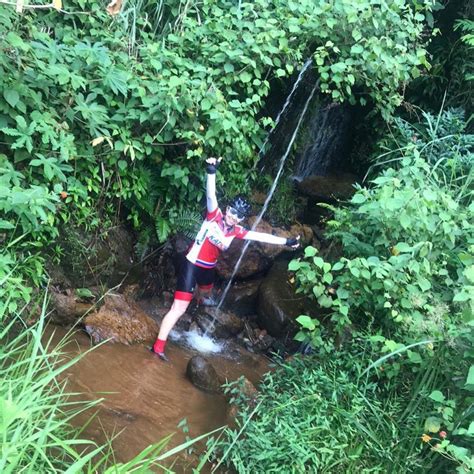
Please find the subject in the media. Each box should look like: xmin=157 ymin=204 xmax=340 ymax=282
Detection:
xmin=206 ymin=207 xmax=221 ymax=221
xmin=206 ymin=172 xmax=218 ymax=214
xmin=233 ymin=225 xmax=249 ymax=239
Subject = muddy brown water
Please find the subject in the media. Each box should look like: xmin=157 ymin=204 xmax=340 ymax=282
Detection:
xmin=45 ymin=325 xmax=269 ymax=472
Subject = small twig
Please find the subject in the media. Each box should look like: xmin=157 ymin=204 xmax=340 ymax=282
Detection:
xmin=1 ymin=0 xmax=91 ymax=15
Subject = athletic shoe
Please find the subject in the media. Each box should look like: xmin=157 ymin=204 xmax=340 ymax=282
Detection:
xmin=149 ymin=347 xmax=169 ymax=362
xmin=198 ymin=295 xmax=218 ymax=307
xmin=155 ymin=351 xmax=169 ymax=362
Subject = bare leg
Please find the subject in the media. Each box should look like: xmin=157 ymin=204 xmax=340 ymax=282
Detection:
xmin=157 ymin=298 xmax=191 ymax=341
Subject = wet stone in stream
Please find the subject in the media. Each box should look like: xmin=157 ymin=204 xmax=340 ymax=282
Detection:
xmin=194 ymin=306 xmax=244 ymax=339
xmin=186 ymin=355 xmax=222 ymax=393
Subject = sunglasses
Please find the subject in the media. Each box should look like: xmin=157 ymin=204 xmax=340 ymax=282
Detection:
xmin=227 ymin=207 xmax=245 ymax=221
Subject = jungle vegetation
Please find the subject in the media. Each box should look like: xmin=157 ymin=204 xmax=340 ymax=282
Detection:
xmin=0 ymin=0 xmax=472 ymax=472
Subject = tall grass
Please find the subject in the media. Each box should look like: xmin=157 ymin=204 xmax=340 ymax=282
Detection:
xmin=117 ymin=0 xmax=201 ymax=55
xmin=366 ymin=107 xmax=473 ymax=203
xmin=0 ymin=294 xmax=103 ymax=473
xmin=0 ymin=290 xmax=223 ymax=472
xmin=211 ymin=342 xmax=444 ymax=473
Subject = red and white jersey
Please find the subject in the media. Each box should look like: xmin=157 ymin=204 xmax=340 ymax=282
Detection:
xmin=186 ymin=208 xmax=248 ymax=268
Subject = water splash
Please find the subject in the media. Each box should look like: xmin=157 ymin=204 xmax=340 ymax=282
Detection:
xmin=171 ymin=329 xmax=224 ymax=353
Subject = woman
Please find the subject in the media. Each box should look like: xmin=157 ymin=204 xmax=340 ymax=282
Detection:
xmin=152 ymin=157 xmax=300 ymax=361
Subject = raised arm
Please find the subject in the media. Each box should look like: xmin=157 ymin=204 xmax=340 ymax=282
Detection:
xmin=205 ymin=157 xmax=221 ymax=213
xmin=243 ymin=231 xmax=300 ymax=248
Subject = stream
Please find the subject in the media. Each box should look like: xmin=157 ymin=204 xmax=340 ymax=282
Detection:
xmin=46 ymin=325 xmax=269 ymax=471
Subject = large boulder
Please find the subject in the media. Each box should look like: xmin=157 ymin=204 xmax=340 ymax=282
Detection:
xmin=49 ymin=225 xmax=141 ymax=289
xmin=216 ymin=240 xmax=270 ymax=280
xmin=221 ymin=279 xmax=262 ymax=316
xmin=84 ymin=293 xmax=159 ymax=345
xmin=216 ymin=218 xmax=313 ymax=280
xmin=186 ymin=356 xmax=222 ymax=393
xmin=49 ymin=288 xmax=96 ymax=325
xmin=257 ymin=260 xmax=312 ymax=338
xmin=195 ymin=307 xmax=244 ymax=339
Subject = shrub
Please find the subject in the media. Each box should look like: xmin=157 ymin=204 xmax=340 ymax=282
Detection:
xmin=214 ymin=348 xmax=436 ymax=473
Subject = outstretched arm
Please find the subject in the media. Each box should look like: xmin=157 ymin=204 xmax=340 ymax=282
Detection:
xmin=244 ymin=231 xmax=300 ymax=248
xmin=205 ymin=157 xmax=221 ymax=213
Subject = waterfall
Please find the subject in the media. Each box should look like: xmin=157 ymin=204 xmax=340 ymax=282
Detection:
xmin=257 ymin=58 xmax=313 ymax=168
xmin=213 ymin=77 xmax=320 ymax=315
xmin=293 ymin=103 xmax=353 ymax=179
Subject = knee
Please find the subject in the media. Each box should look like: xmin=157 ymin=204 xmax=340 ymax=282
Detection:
xmin=169 ymin=299 xmax=190 ymax=318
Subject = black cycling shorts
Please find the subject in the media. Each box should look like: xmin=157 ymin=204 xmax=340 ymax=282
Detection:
xmin=174 ymin=258 xmax=215 ymax=301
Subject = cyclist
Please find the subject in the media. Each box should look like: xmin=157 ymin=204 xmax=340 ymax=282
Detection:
xmin=152 ymin=157 xmax=300 ymax=361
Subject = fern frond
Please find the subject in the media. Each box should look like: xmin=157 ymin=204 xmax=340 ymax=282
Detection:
xmin=173 ymin=210 xmax=202 ymax=240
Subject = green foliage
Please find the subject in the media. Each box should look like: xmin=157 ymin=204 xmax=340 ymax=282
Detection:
xmin=455 ymin=19 xmax=474 ymax=48
xmin=214 ymin=331 xmax=473 ymax=473
xmin=370 ymin=108 xmax=473 ymax=202
xmin=0 ymin=0 xmax=436 ymax=308
xmin=214 ymin=348 xmax=438 ymax=473
xmin=0 ymin=250 xmax=35 ymax=318
xmin=173 ymin=210 xmax=202 ymax=240
xmin=291 ymin=159 xmax=473 ymax=339
xmin=0 ymin=0 xmax=434 ymax=245
xmin=408 ymin=1 xmax=473 ymax=110
xmin=290 ymin=109 xmax=473 ymax=340
xmin=284 ymin=111 xmax=473 ymax=473
xmin=0 ymin=154 xmax=60 ymax=238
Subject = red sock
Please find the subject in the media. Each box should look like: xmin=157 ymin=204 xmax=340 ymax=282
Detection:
xmin=153 ymin=338 xmax=167 ymax=354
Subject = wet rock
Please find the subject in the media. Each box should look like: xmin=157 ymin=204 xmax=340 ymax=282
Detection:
xmin=84 ymin=293 xmax=159 ymax=345
xmin=257 ymin=260 xmax=311 ymax=338
xmin=140 ymin=241 xmax=177 ymax=298
xmin=46 ymin=265 xmax=73 ymax=291
xmin=296 ymin=173 xmax=357 ymax=202
xmin=195 ymin=307 xmax=243 ymax=339
xmin=188 ymin=321 xmax=202 ymax=334
xmin=55 ymin=225 xmax=140 ymax=288
xmin=223 ymin=279 xmax=262 ymax=316
xmin=49 ymin=288 xmax=96 ymax=325
xmin=216 ymin=240 xmax=270 ymax=280
xmin=252 ymin=329 xmax=274 ymax=352
xmin=216 ymin=218 xmax=313 ymax=280
xmin=186 ymin=356 xmax=222 ymax=393
xmin=240 ymin=322 xmax=275 ymax=353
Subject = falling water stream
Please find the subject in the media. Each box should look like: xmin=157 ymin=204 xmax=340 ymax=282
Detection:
xmin=257 ymin=58 xmax=313 ymax=166
xmin=202 ymin=63 xmax=320 ymax=335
